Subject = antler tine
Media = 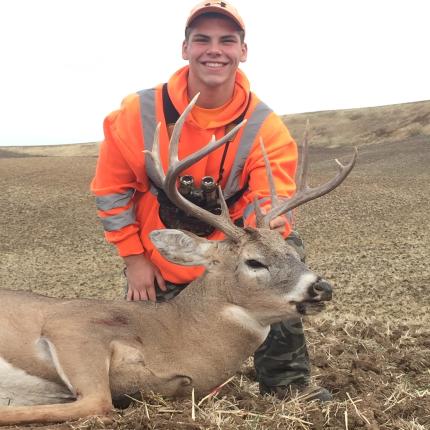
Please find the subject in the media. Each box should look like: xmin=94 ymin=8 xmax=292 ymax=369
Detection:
xmin=142 ymin=123 xmax=165 ymax=185
xmin=166 ymin=119 xmax=247 ymax=181
xmin=169 ymin=92 xmax=200 ymax=166
xmin=263 ymin=146 xmax=358 ymax=224
xmin=259 ymin=137 xmax=281 ymax=208
xmin=296 ymin=120 xmax=310 ymax=192
xmin=144 ymin=94 xmax=229 ymax=185
xmin=254 ymin=195 xmax=265 ymax=227
xmin=217 ymin=184 xmax=239 ymax=232
xmin=161 ymin=95 xmax=247 ymax=241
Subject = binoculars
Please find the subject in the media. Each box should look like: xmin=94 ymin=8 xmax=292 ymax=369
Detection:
xmin=178 ymin=175 xmax=220 ymax=212
xmin=157 ymin=175 xmax=221 ymax=237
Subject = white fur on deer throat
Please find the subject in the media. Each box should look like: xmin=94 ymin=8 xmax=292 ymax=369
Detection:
xmin=0 ymin=356 xmax=74 ymax=406
xmin=222 ymin=305 xmax=270 ymax=343
xmin=36 ymin=337 xmax=75 ymax=394
xmin=284 ymin=272 xmax=318 ymax=302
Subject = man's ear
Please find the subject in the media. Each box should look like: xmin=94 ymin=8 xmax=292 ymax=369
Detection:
xmin=150 ymin=229 xmax=216 ymax=266
xmin=240 ymin=42 xmax=248 ymax=63
xmin=182 ymin=40 xmax=189 ymax=61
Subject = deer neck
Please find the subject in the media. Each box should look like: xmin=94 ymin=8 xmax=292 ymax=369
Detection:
xmin=163 ymin=275 xmax=270 ymax=347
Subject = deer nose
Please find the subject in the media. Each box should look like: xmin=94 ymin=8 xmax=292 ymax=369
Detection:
xmin=308 ymin=279 xmax=332 ymax=301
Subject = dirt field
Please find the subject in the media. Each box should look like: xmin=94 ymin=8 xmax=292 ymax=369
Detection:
xmin=1 ymin=123 xmax=429 ymax=427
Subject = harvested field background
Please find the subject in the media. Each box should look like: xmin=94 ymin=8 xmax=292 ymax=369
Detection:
xmin=1 ymin=101 xmax=429 ymax=429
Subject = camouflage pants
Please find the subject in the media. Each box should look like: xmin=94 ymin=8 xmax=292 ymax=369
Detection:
xmin=124 ymin=231 xmax=309 ymax=388
xmin=254 ymin=230 xmax=310 ymax=388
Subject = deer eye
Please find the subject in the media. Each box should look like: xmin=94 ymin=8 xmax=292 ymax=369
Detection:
xmin=245 ymin=259 xmax=268 ymax=270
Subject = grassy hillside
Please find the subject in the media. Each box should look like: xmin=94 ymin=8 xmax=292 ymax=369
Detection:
xmin=0 ymin=100 xmax=429 ymax=157
xmin=0 ymin=142 xmax=99 ymax=158
xmin=283 ymin=100 xmax=430 ymax=147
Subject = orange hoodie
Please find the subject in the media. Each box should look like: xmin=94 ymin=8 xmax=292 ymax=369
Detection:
xmin=91 ymin=66 xmax=297 ymax=284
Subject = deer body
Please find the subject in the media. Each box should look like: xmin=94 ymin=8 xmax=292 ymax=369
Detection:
xmin=0 ymin=291 xmax=251 ymax=402
xmin=0 ymin=229 xmax=328 ymax=425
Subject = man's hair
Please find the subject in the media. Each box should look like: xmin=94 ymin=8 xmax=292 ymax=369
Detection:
xmin=185 ymin=12 xmax=245 ymax=43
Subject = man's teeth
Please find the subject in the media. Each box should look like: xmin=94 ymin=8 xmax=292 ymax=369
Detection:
xmin=205 ymin=62 xmax=224 ymax=68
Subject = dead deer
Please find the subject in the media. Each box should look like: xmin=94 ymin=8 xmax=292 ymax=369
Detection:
xmin=0 ymin=94 xmax=357 ymax=426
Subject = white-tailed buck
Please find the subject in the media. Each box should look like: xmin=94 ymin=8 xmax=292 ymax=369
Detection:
xmin=0 ymin=94 xmax=357 ymax=425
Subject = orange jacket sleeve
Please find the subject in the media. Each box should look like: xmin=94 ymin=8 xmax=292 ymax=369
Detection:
xmin=91 ymin=95 xmax=148 ymax=257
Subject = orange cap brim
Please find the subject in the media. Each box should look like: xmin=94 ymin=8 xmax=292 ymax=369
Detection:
xmin=186 ymin=6 xmax=245 ymax=33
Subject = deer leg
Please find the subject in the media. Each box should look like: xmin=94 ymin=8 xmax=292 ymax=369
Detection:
xmin=0 ymin=396 xmax=113 ymax=425
xmin=0 ymin=336 xmax=114 ymax=425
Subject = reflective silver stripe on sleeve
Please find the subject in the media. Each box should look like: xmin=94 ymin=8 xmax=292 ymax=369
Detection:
xmin=138 ymin=88 xmax=163 ymax=188
xmin=223 ymin=101 xmax=273 ymax=199
xmin=95 ymin=189 xmax=134 ymax=211
xmin=100 ymin=205 xmax=136 ymax=232
xmin=243 ymin=196 xmax=270 ymax=220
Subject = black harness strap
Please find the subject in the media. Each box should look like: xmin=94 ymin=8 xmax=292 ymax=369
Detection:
xmin=162 ymin=83 xmax=180 ymax=126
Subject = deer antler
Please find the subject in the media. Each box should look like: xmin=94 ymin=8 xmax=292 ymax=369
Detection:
xmin=144 ymin=93 xmax=246 ymax=242
xmin=257 ymin=121 xmax=358 ymax=228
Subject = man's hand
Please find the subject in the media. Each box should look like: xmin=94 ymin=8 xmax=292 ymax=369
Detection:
xmin=123 ymin=254 xmax=167 ymax=302
xmin=269 ymin=215 xmax=289 ymax=235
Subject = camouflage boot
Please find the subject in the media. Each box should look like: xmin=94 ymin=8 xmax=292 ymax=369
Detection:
xmin=254 ymin=318 xmax=311 ymax=389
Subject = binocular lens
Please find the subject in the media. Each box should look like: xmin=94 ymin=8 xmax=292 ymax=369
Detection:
xmin=180 ymin=175 xmax=194 ymax=186
xmin=201 ymin=176 xmax=215 ymax=186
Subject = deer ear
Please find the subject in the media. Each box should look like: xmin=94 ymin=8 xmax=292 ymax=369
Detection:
xmin=150 ymin=229 xmax=216 ymax=266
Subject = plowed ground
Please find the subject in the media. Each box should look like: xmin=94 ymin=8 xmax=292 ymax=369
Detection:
xmin=1 ymin=136 xmax=429 ymax=429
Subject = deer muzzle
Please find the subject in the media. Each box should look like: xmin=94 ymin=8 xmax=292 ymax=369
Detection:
xmin=296 ymin=278 xmax=333 ymax=316
xmin=309 ymin=278 xmax=333 ymax=302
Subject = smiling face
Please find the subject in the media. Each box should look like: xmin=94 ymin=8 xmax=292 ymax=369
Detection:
xmin=182 ymin=15 xmax=247 ymax=98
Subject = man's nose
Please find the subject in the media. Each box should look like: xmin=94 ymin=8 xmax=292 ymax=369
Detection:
xmin=206 ymin=43 xmax=222 ymax=55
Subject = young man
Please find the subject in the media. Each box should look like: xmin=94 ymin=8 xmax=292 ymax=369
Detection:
xmin=92 ymin=0 xmax=330 ymax=401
